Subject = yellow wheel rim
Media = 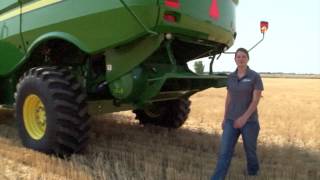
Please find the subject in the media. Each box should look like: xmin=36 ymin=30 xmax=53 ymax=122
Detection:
xmin=23 ymin=94 xmax=47 ymax=140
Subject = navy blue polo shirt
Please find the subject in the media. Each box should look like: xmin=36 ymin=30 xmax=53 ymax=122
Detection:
xmin=226 ymin=67 xmax=264 ymax=122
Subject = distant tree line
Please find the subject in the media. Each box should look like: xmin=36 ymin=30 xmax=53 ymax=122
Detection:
xmin=194 ymin=61 xmax=204 ymax=74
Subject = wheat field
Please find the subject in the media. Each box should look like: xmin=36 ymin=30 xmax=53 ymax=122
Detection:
xmin=0 ymin=78 xmax=319 ymax=180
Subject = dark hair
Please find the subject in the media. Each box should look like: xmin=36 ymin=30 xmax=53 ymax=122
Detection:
xmin=235 ymin=48 xmax=249 ymax=59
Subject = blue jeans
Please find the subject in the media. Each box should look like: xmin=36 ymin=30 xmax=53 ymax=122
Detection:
xmin=211 ymin=119 xmax=260 ymax=180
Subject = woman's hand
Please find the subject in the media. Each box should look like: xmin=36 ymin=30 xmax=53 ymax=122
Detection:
xmin=221 ymin=120 xmax=226 ymax=130
xmin=233 ymin=116 xmax=247 ymax=128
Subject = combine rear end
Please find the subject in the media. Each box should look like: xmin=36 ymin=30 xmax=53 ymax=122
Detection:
xmin=0 ymin=0 xmax=238 ymax=155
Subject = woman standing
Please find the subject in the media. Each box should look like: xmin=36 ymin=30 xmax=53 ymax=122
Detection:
xmin=211 ymin=48 xmax=264 ymax=180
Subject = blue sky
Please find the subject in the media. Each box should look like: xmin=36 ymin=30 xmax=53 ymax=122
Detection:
xmin=193 ymin=0 xmax=320 ymax=74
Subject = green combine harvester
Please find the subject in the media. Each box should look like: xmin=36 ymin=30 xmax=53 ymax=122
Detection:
xmin=0 ymin=0 xmax=238 ymax=155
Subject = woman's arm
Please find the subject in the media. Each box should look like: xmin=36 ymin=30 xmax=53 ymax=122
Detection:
xmin=233 ymin=90 xmax=262 ymax=128
xmin=222 ymin=91 xmax=231 ymax=129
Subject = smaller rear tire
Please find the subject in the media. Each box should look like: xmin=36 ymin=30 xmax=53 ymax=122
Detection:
xmin=133 ymin=98 xmax=191 ymax=128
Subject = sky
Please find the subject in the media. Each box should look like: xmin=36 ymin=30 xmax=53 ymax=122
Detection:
xmin=191 ymin=0 xmax=320 ymax=74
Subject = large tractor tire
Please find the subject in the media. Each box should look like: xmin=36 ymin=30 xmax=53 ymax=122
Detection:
xmin=15 ymin=66 xmax=90 ymax=156
xmin=133 ymin=98 xmax=191 ymax=128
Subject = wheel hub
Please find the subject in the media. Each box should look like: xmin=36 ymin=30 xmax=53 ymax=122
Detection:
xmin=23 ymin=94 xmax=47 ymax=140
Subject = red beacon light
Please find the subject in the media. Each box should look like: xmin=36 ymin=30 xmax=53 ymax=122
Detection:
xmin=164 ymin=14 xmax=177 ymax=23
xmin=165 ymin=0 xmax=180 ymax=9
xmin=164 ymin=0 xmax=180 ymax=22
xmin=260 ymin=21 xmax=269 ymax=33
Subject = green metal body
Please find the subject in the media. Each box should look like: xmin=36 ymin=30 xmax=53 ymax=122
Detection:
xmin=0 ymin=0 xmax=237 ymax=114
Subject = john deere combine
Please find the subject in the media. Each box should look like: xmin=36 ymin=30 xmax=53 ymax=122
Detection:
xmin=0 ymin=0 xmax=237 ymax=155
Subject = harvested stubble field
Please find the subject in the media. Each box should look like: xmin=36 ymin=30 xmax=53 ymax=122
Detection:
xmin=0 ymin=78 xmax=319 ymax=180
